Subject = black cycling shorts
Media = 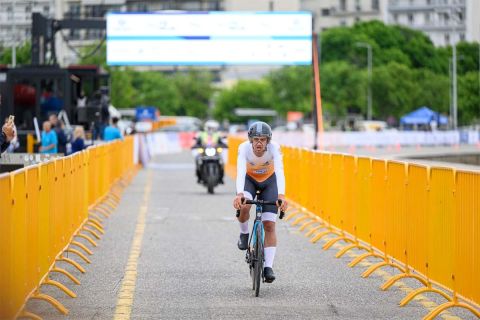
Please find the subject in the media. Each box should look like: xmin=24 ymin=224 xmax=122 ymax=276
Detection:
xmin=243 ymin=173 xmax=278 ymax=214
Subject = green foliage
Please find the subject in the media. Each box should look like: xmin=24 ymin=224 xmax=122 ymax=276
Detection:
xmin=457 ymin=72 xmax=480 ymax=125
xmin=320 ymin=61 xmax=366 ymax=119
xmin=0 ymin=42 xmax=31 ymax=65
xmin=110 ymin=68 xmax=137 ymax=108
xmin=79 ymin=42 xmax=107 ymax=69
xmin=133 ymin=71 xmax=181 ymax=115
xmin=320 ymin=27 xmax=371 ymax=65
xmin=321 ymin=21 xmax=454 ymax=74
xmin=411 ymin=68 xmax=449 ymax=115
xmin=173 ymin=69 xmax=214 ymax=118
xmin=371 ymin=62 xmax=419 ymax=119
xmin=456 ymin=42 xmax=480 ymax=75
xmin=266 ymin=66 xmax=311 ymax=116
xmin=318 ymin=21 xmax=479 ymax=124
xmin=213 ymin=80 xmax=273 ymax=122
xmin=370 ymin=63 xmax=450 ymax=120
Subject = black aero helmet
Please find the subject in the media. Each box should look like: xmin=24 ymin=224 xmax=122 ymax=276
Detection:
xmin=248 ymin=121 xmax=272 ymax=143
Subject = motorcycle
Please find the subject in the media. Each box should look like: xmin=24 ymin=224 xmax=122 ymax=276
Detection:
xmin=193 ymin=143 xmax=226 ymax=194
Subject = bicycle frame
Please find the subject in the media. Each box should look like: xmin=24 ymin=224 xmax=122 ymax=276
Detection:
xmin=249 ymin=204 xmax=264 ymax=250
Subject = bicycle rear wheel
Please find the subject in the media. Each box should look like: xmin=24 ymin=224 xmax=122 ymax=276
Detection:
xmin=254 ymin=224 xmax=264 ymax=297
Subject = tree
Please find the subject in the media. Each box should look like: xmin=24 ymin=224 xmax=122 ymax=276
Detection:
xmin=213 ymin=80 xmax=273 ymax=122
xmin=110 ymin=68 xmax=137 ymax=108
xmin=266 ymin=66 xmax=311 ymax=116
xmin=320 ymin=61 xmax=366 ymax=119
xmin=0 ymin=42 xmax=31 ymax=65
xmin=371 ymin=62 xmax=419 ymax=119
xmin=320 ymin=27 xmax=371 ymax=65
xmin=173 ymin=69 xmax=214 ymax=118
xmin=458 ymin=72 xmax=480 ymax=125
xmin=321 ymin=21 xmax=448 ymax=74
xmin=79 ymin=41 xmax=107 ymax=68
xmin=392 ymin=25 xmax=446 ymax=73
xmin=455 ymin=42 xmax=480 ymax=76
xmin=412 ymin=69 xmax=449 ymax=115
xmin=133 ymin=71 xmax=180 ymax=115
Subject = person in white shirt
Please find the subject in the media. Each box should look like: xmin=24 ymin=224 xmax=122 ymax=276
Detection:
xmin=233 ymin=121 xmax=288 ymax=283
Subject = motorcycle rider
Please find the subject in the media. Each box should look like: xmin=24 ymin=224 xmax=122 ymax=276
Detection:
xmin=193 ymin=120 xmax=225 ymax=184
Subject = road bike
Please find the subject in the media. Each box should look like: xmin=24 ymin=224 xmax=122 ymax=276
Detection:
xmin=236 ymin=198 xmax=284 ymax=297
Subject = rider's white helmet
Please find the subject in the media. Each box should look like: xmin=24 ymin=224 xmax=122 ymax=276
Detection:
xmin=204 ymin=120 xmax=220 ymax=132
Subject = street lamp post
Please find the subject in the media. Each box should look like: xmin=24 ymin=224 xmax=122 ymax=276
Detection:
xmin=11 ymin=0 xmax=16 ymax=67
xmin=452 ymin=42 xmax=458 ymax=129
xmin=356 ymin=42 xmax=372 ymax=121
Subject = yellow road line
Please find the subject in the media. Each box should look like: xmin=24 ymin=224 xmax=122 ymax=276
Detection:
xmin=113 ymin=171 xmax=152 ymax=320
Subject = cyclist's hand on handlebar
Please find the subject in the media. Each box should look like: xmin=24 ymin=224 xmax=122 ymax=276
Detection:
xmin=277 ymin=195 xmax=288 ymax=212
xmin=233 ymin=193 xmax=245 ymax=210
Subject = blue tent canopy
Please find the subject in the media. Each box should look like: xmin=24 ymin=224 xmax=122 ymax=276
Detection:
xmin=400 ymin=106 xmax=448 ymax=126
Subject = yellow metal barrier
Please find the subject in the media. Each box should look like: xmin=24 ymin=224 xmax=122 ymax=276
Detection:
xmin=0 ymin=136 xmax=136 ymax=319
xmin=226 ymin=142 xmax=480 ymax=318
xmin=27 ymin=134 xmax=36 ymax=153
xmin=225 ymin=136 xmax=245 ymax=179
xmin=152 ymin=118 xmax=177 ymax=131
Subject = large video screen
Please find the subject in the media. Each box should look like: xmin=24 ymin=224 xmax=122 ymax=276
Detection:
xmin=107 ymin=12 xmax=312 ymax=66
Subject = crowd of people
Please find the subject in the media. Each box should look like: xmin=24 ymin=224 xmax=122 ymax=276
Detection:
xmin=38 ymin=115 xmax=123 ymax=155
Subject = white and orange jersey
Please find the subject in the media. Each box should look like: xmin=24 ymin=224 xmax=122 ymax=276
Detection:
xmin=236 ymin=140 xmax=286 ymax=195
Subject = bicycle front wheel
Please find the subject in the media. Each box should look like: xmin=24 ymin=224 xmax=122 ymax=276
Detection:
xmin=254 ymin=224 xmax=264 ymax=297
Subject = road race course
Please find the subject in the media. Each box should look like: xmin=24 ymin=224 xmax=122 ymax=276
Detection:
xmin=26 ymin=151 xmax=475 ymax=319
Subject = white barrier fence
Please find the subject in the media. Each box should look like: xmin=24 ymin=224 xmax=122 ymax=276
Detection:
xmin=273 ymin=130 xmax=480 ymax=148
xmin=131 ymin=130 xmax=480 ymax=164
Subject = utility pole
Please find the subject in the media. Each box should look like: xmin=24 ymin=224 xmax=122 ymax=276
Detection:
xmin=450 ymin=1 xmax=461 ymax=130
xmin=356 ymin=42 xmax=372 ymax=121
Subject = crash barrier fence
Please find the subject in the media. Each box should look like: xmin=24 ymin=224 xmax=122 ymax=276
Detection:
xmin=0 ymin=135 xmax=137 ymax=319
xmin=271 ymin=130 xmax=480 ymax=148
xmin=25 ymin=119 xmax=176 ymax=154
xmin=151 ymin=118 xmax=177 ymax=131
xmin=227 ymin=136 xmax=480 ymax=320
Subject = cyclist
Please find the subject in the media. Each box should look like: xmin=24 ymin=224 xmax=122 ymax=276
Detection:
xmin=233 ymin=121 xmax=288 ymax=283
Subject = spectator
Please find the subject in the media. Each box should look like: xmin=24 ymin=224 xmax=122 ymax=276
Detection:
xmin=100 ymin=88 xmax=110 ymax=126
xmin=49 ymin=114 xmax=68 ymax=154
xmin=103 ymin=117 xmax=123 ymax=141
xmin=40 ymin=121 xmax=58 ymax=154
xmin=71 ymin=126 xmax=87 ymax=154
xmin=3 ymin=117 xmax=19 ymax=153
xmin=77 ymin=90 xmax=87 ymax=108
xmin=1 ymin=121 xmax=14 ymax=156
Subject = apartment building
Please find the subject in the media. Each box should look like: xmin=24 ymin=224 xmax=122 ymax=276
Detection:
xmin=301 ymin=0 xmax=479 ymax=46
xmin=0 ymin=0 xmax=55 ymax=48
xmin=387 ymin=0 xmax=479 ymax=46
xmin=301 ymin=0 xmax=387 ymax=32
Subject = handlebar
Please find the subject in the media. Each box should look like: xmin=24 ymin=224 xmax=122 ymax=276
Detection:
xmin=235 ymin=197 xmax=285 ymax=219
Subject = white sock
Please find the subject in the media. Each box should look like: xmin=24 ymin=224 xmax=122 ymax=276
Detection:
xmin=264 ymin=247 xmax=276 ymax=268
xmin=239 ymin=221 xmax=249 ymax=234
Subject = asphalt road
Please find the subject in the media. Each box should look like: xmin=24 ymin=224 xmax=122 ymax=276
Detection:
xmin=25 ymin=151 xmax=476 ymax=320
